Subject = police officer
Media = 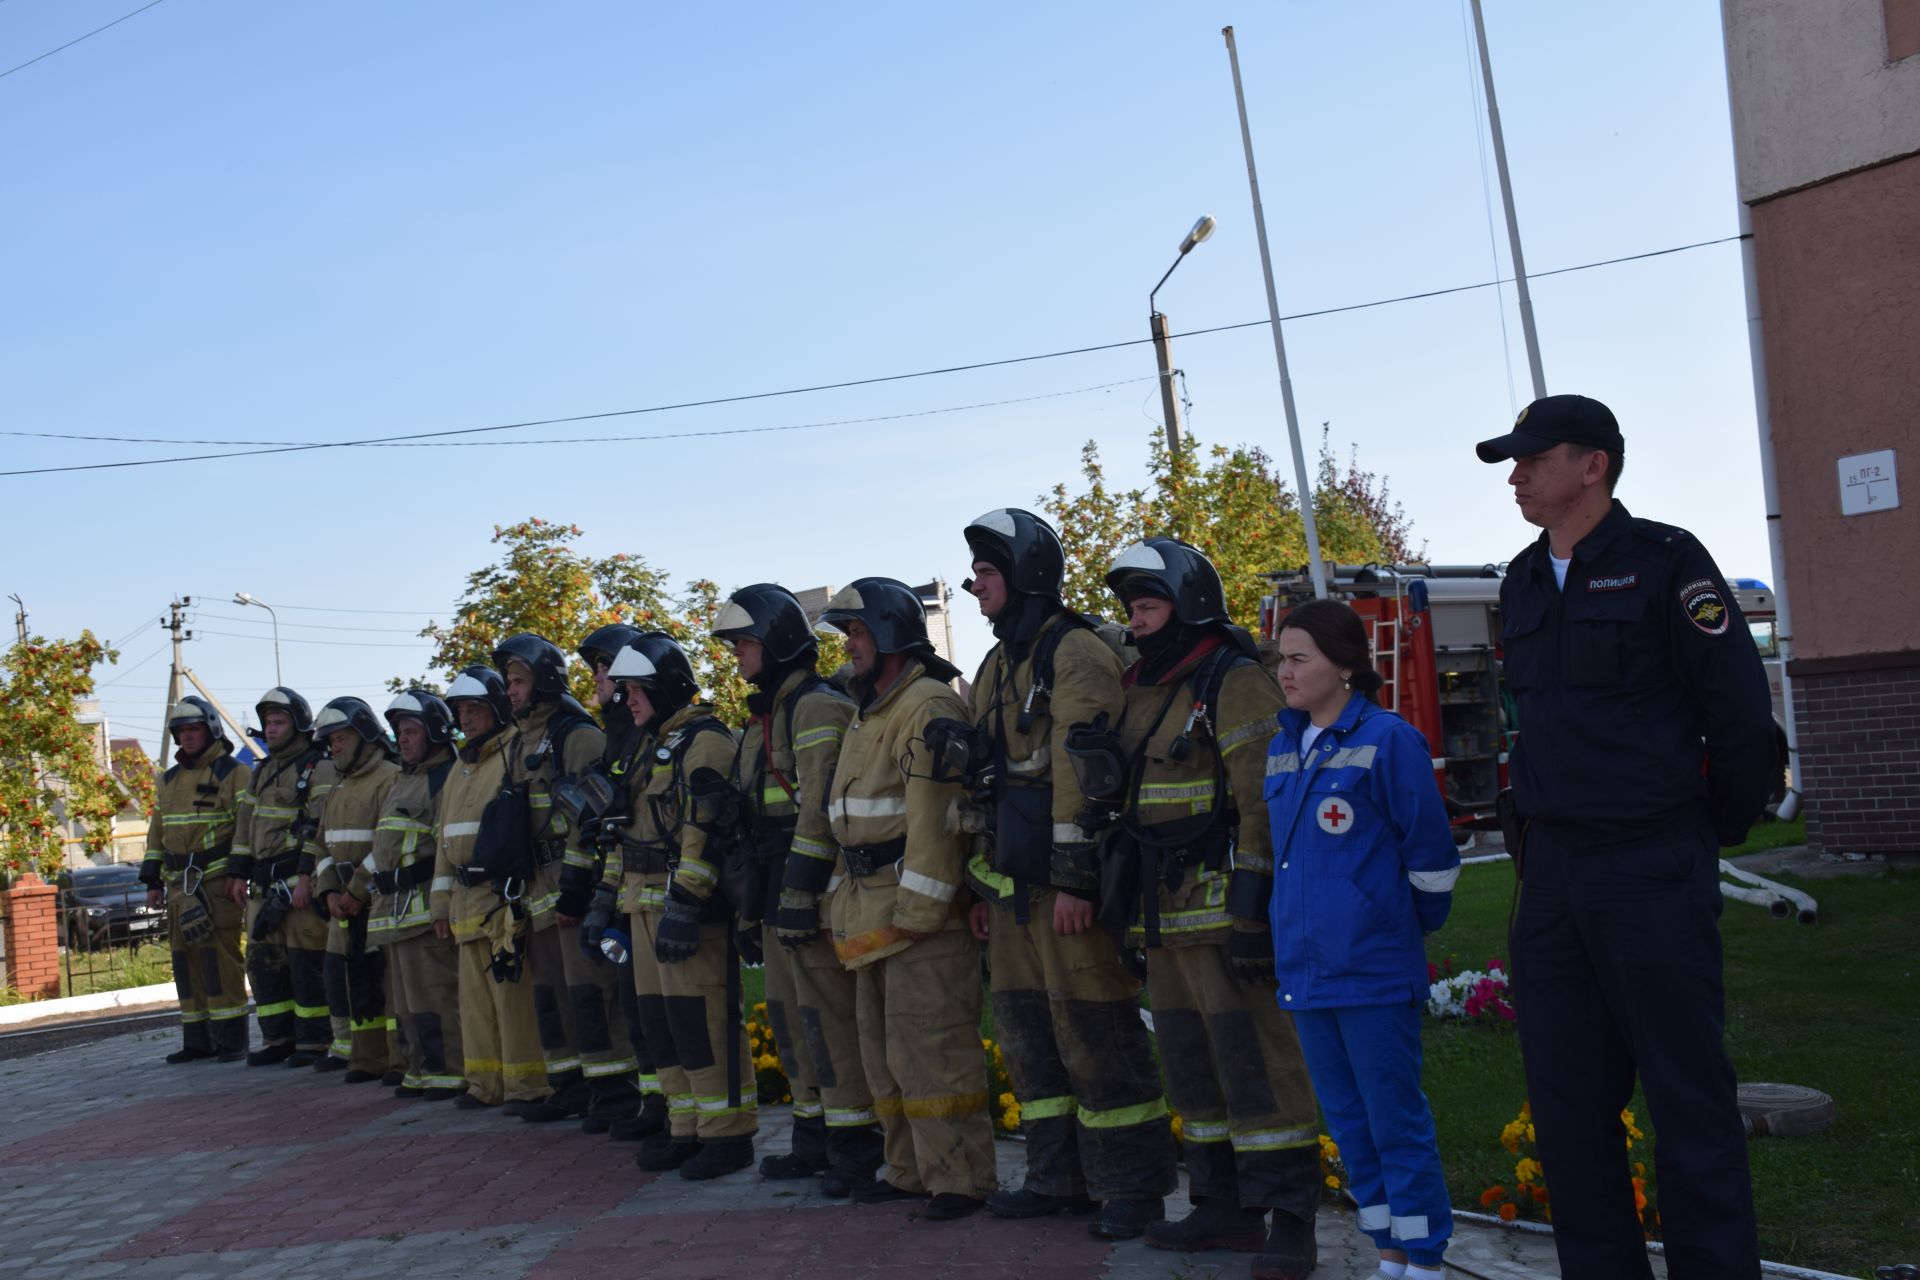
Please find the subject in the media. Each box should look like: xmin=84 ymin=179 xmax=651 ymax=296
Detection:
xmin=229 ymin=687 xmax=335 ymax=1067
xmin=1100 ymin=540 xmax=1322 ymax=1278
xmin=432 ymin=665 xmax=549 ymax=1111
xmin=1478 ymin=394 xmax=1774 ymax=1280
xmin=821 ymin=578 xmax=998 ymax=1221
xmin=140 ymin=698 xmax=251 ymax=1063
xmin=601 ymin=633 xmax=757 ymax=1180
xmin=371 ymin=689 xmax=467 ymax=1099
xmin=493 ymin=633 xmax=618 ymax=1125
xmin=959 ymin=510 xmax=1176 ymax=1239
xmin=713 ymin=584 xmax=884 ymax=1195
xmin=571 ymin=622 xmax=665 ymax=1139
xmin=306 ymin=696 xmax=402 ymax=1082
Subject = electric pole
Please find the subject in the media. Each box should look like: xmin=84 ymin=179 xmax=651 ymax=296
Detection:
xmin=161 ymin=597 xmax=192 ymax=769
xmin=8 ymin=594 xmax=25 ymax=644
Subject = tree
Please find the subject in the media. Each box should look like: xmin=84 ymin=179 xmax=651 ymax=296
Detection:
xmin=0 ymin=633 xmax=127 ymax=877
xmin=1040 ymin=426 xmax=1418 ymax=624
xmin=112 ymin=745 xmax=157 ymax=824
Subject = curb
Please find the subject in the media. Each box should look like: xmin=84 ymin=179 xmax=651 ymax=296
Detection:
xmin=0 ymin=982 xmax=178 ymax=1029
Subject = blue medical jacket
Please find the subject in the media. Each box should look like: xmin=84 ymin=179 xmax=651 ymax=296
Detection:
xmin=1264 ymin=693 xmax=1459 ymax=1011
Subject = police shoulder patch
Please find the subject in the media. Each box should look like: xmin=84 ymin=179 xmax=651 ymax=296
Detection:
xmin=1679 ymin=578 xmax=1730 ymax=635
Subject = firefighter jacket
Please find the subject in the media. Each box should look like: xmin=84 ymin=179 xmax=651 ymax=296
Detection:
xmin=141 ymin=740 xmax=245 ymax=890
xmin=567 ymin=724 xmax=650 ymax=909
xmin=230 ymin=734 xmax=334 ymax=885
xmin=429 ymin=727 xmax=516 ymax=945
xmin=506 ymin=697 xmax=605 ymax=929
xmin=367 ymin=744 xmax=456 ymax=948
xmin=737 ymin=668 xmax=855 ymax=914
xmin=599 ymin=705 xmax=737 ymax=916
xmin=965 ymin=612 xmax=1123 ymax=901
xmin=827 ymin=658 xmax=973 ymax=969
xmin=1265 ymin=692 xmax=1459 ymax=1009
xmin=311 ymin=746 xmax=400 ymax=911
xmin=1115 ymin=638 xmax=1283 ymax=948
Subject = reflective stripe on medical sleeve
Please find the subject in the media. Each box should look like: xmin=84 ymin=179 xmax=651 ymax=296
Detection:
xmin=1409 ymin=867 xmax=1460 ymax=893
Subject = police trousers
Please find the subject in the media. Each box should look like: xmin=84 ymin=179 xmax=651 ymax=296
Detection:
xmin=632 ymin=908 xmax=756 ymax=1142
xmin=455 ymin=936 xmax=547 ymax=1105
xmin=767 ymin=930 xmax=881 ymax=1175
xmin=324 ymin=909 xmax=393 ymax=1072
xmin=246 ymin=890 xmax=331 ymax=1051
xmin=855 ymin=928 xmax=997 ymax=1200
xmin=169 ymin=878 xmax=248 ymax=1054
xmin=1146 ymin=939 xmax=1321 ymax=1218
xmin=1511 ymin=822 xmax=1758 ymax=1280
xmin=988 ymin=891 xmax=1175 ymax=1202
xmin=387 ymin=930 xmax=465 ymax=1091
xmin=554 ymin=918 xmax=639 ymax=1110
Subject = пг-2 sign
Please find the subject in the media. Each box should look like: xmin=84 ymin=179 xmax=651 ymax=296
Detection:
xmin=1838 ymin=449 xmax=1899 ymax=517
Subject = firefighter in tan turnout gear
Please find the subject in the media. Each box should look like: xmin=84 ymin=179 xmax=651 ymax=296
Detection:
xmin=371 ymin=689 xmax=466 ymax=1099
xmin=712 ymin=584 xmax=883 ymax=1196
xmin=601 ymin=633 xmax=757 ymax=1181
xmin=821 ymin=577 xmax=998 ymax=1221
xmin=959 ymin=510 xmax=1177 ymax=1240
xmin=1095 ymin=538 xmax=1322 ymax=1280
xmin=140 ymin=697 xmax=251 ymax=1063
xmin=306 ymin=696 xmax=403 ymax=1082
xmin=493 ymin=633 xmax=621 ymax=1125
xmin=230 ymin=686 xmax=335 ymax=1067
xmin=432 ymin=665 xmax=549 ymax=1110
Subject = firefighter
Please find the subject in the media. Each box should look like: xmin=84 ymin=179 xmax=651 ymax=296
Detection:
xmin=713 ymin=584 xmax=883 ymax=1195
xmin=493 ymin=633 xmax=624 ymax=1125
xmin=140 ymin=697 xmax=251 ymax=1063
xmin=370 ymin=689 xmax=467 ymax=1100
xmin=1095 ymin=539 xmax=1322 ymax=1280
xmin=600 ymin=632 xmax=756 ymax=1180
xmin=820 ymin=578 xmax=997 ymax=1221
xmin=570 ymin=621 xmax=665 ymax=1139
xmin=432 ymin=665 xmax=549 ymax=1111
xmin=306 ymin=696 xmax=403 ymax=1082
xmin=959 ymin=510 xmax=1177 ymax=1239
xmin=228 ymin=687 xmax=335 ymax=1067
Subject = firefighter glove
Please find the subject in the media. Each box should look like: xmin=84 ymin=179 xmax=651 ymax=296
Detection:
xmin=774 ymin=889 xmax=821 ymax=950
xmin=1050 ymin=840 xmax=1099 ymax=899
xmin=654 ymin=889 xmax=702 ymax=965
xmin=580 ymin=887 xmax=617 ymax=957
xmin=1227 ymin=922 xmax=1275 ymax=986
xmin=735 ymin=923 xmax=764 ymax=967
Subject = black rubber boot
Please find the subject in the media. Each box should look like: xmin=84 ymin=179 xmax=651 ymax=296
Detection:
xmin=820 ymin=1122 xmax=885 ymax=1197
xmin=760 ymin=1150 xmax=828 ymax=1179
xmin=394 ymin=1085 xmax=426 ymax=1099
xmin=1090 ymin=1197 xmax=1166 ymax=1240
xmin=1144 ymin=1199 xmax=1268 ymax=1253
xmin=518 ymin=1080 xmax=592 ymax=1123
xmin=636 ymin=1134 xmax=701 ymax=1172
xmin=850 ymin=1179 xmax=929 ymax=1205
xmin=246 ymin=1044 xmax=293 ymax=1067
xmin=284 ymin=1051 xmax=321 ymax=1069
xmin=164 ymin=1047 xmax=215 ymax=1065
xmin=343 ymin=1069 xmax=382 ymax=1084
xmin=582 ymin=1079 xmax=641 ymax=1135
xmin=986 ymin=1187 xmax=1098 ymax=1219
xmin=422 ymin=1086 xmax=464 ymax=1101
xmin=381 ymin=1069 xmax=405 ymax=1088
xmin=311 ymin=1055 xmax=349 ymax=1073
xmin=924 ymin=1193 xmax=984 ymax=1221
xmin=608 ymin=1094 xmax=667 ymax=1142
xmin=680 ymin=1135 xmax=754 ymax=1181
xmin=1249 ymin=1210 xmax=1317 ymax=1280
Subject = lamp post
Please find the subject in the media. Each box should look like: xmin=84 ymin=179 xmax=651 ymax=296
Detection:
xmin=1148 ymin=214 xmax=1216 ymax=454
xmin=233 ymin=591 xmax=282 ymax=685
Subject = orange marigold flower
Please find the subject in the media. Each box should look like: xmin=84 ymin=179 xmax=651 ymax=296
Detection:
xmin=1479 ymin=1186 xmax=1506 ymax=1207
xmin=1498 ymin=1203 xmax=1518 ymax=1222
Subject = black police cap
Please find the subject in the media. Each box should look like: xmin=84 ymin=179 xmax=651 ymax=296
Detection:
xmin=1476 ymin=394 xmax=1626 ymax=463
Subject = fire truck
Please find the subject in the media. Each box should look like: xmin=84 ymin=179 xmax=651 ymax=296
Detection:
xmin=1259 ymin=566 xmax=1794 ymax=830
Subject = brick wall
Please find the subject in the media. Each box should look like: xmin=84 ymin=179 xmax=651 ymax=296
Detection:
xmin=2 ymin=875 xmax=60 ymax=1000
xmin=1793 ymin=665 xmax=1920 ymax=853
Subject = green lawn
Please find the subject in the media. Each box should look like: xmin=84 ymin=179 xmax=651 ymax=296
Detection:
xmin=1421 ymin=818 xmax=1919 ymax=1275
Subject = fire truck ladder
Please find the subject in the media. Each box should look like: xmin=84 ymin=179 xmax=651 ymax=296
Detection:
xmin=1371 ymin=614 xmax=1400 ymax=713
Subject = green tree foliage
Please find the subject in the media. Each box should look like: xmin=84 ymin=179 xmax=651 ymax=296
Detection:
xmin=1040 ymin=426 xmax=1417 ymax=624
xmin=0 ymin=633 xmax=128 ymax=876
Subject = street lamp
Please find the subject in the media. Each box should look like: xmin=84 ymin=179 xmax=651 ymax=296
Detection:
xmin=1149 ymin=215 xmax=1216 ymax=454
xmin=233 ymin=591 xmax=282 ymax=686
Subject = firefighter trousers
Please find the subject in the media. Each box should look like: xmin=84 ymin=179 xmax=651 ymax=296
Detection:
xmin=613 ymin=954 xmax=660 ymax=1099
xmin=387 ymin=930 xmax=466 ymax=1091
xmin=455 ymin=936 xmax=548 ymax=1105
xmin=767 ymin=932 xmax=882 ymax=1174
xmin=323 ymin=910 xmax=393 ymax=1073
xmin=988 ymin=892 xmax=1175 ymax=1202
xmin=855 ymin=928 xmax=997 ymax=1200
xmin=555 ymin=917 xmax=641 ymax=1112
xmin=245 ymin=894 xmax=297 ymax=1049
xmin=168 ymin=878 xmax=248 ymax=1054
xmin=284 ymin=905 xmax=332 ymax=1053
xmin=523 ymin=923 xmax=586 ymax=1100
xmin=1145 ymin=940 xmax=1321 ymax=1219
xmin=631 ymin=908 xmax=756 ymax=1142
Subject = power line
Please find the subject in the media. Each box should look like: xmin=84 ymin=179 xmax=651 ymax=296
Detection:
xmin=0 ymin=234 xmax=1744 ymax=480
xmin=189 ymin=610 xmax=424 ymax=635
xmin=0 ymin=0 xmax=168 ymax=81
xmin=194 ymin=598 xmax=434 ymax=618
xmin=95 ymin=641 xmax=169 ymax=687
xmin=195 ymin=628 xmax=426 ymax=650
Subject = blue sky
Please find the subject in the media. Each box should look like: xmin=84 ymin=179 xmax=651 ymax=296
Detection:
xmin=2 ymin=1 xmax=1764 ymax=758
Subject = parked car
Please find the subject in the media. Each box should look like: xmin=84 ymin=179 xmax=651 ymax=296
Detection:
xmin=57 ymin=863 xmax=163 ymax=951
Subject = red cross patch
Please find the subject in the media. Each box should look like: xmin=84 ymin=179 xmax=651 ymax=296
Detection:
xmin=1316 ymin=798 xmax=1352 ymax=835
